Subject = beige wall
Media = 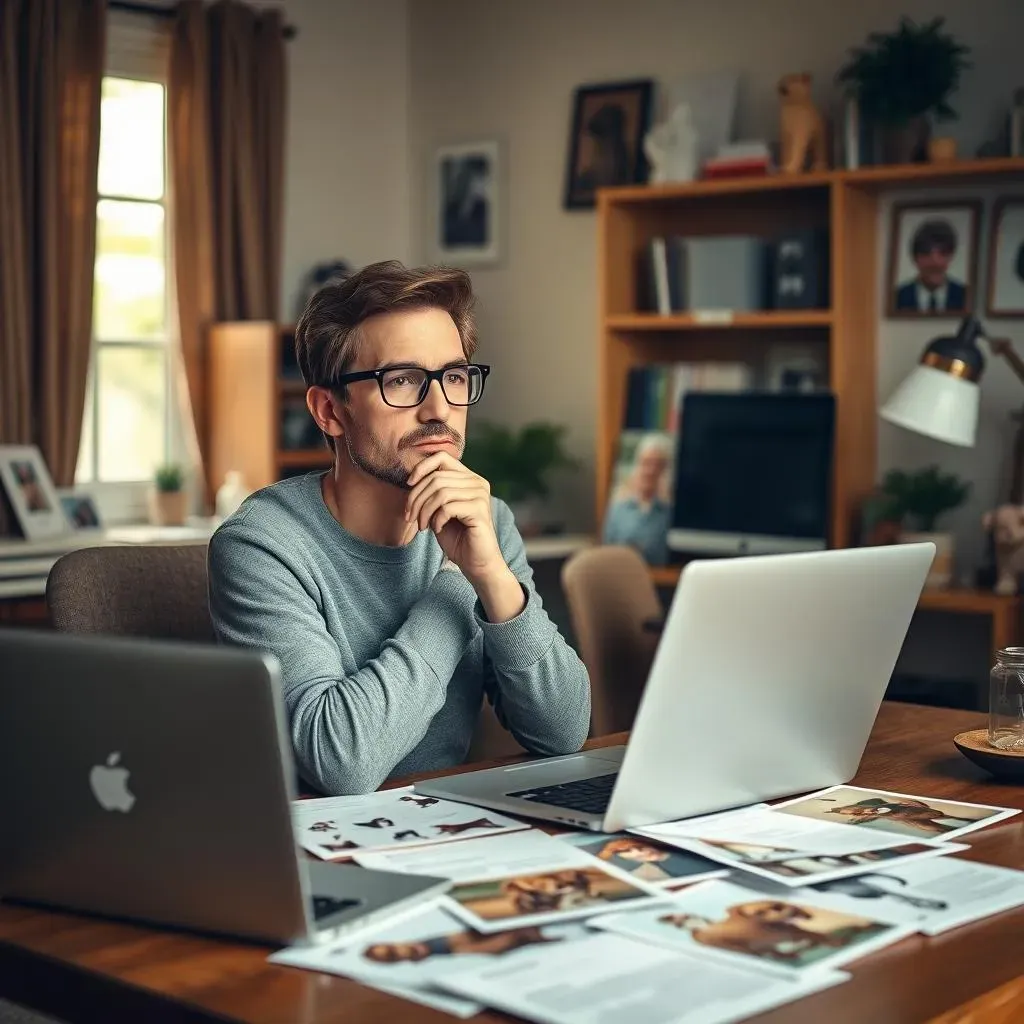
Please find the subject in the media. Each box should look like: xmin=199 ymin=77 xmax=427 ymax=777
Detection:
xmin=407 ymin=0 xmax=1024 ymax=547
xmin=276 ymin=0 xmax=410 ymax=323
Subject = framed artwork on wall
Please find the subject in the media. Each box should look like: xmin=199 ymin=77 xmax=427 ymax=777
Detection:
xmin=0 ymin=445 xmax=71 ymax=540
xmin=986 ymin=197 xmax=1024 ymax=318
xmin=563 ymin=79 xmax=654 ymax=210
xmin=435 ymin=140 xmax=501 ymax=266
xmin=886 ymin=200 xmax=981 ymax=319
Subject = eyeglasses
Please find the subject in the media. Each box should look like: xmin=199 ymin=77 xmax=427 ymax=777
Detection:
xmin=333 ymin=363 xmax=491 ymax=408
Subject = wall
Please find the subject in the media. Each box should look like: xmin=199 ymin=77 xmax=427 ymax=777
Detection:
xmin=407 ymin=0 xmax=1024 ymax=542
xmin=274 ymin=0 xmax=410 ymax=322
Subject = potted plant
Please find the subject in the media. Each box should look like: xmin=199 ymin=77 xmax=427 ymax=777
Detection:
xmin=148 ymin=463 xmax=189 ymax=527
xmin=462 ymin=421 xmax=578 ymax=536
xmin=880 ymin=465 xmax=970 ymax=587
xmin=836 ymin=17 xmax=971 ymax=165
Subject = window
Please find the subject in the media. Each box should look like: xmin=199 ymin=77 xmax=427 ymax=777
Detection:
xmin=77 ymin=75 xmax=172 ymax=485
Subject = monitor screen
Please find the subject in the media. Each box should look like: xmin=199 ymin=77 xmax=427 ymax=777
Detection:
xmin=668 ymin=392 xmax=835 ymax=557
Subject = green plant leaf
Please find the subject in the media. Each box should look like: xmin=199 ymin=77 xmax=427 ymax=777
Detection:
xmin=881 ymin=464 xmax=970 ymax=532
xmin=462 ymin=420 xmax=577 ymax=504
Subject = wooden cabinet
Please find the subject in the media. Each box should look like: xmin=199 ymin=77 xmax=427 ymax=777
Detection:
xmin=207 ymin=321 xmax=330 ymax=492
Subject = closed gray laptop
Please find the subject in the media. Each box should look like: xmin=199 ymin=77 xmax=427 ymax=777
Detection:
xmin=0 ymin=629 xmax=448 ymax=946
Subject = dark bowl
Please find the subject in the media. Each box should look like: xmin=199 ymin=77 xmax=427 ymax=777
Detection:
xmin=953 ymin=729 xmax=1024 ymax=781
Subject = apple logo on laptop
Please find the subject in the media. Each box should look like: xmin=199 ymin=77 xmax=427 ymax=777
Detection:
xmin=89 ymin=752 xmax=136 ymax=813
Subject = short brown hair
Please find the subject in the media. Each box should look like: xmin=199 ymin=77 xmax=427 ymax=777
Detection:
xmin=294 ymin=260 xmax=478 ymax=390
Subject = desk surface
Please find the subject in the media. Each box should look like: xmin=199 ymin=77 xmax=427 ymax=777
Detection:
xmin=2 ymin=702 xmax=1023 ymax=1024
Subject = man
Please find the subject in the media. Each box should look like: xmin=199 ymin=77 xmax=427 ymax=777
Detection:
xmin=601 ymin=432 xmax=672 ymax=564
xmin=894 ymin=219 xmax=967 ymax=313
xmin=208 ymin=260 xmax=591 ymax=796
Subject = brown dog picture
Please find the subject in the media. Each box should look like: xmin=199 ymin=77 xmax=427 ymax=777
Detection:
xmin=773 ymin=785 xmax=1018 ymax=842
xmin=592 ymin=880 xmax=907 ymax=975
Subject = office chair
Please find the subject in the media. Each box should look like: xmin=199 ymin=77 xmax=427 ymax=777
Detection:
xmin=561 ymin=544 xmax=663 ymax=737
xmin=46 ymin=543 xmax=215 ymax=642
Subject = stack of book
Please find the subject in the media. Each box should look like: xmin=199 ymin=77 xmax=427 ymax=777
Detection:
xmin=702 ymin=140 xmax=774 ymax=179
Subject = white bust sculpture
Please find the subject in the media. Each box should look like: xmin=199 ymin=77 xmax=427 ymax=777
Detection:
xmin=644 ymin=103 xmax=700 ymax=184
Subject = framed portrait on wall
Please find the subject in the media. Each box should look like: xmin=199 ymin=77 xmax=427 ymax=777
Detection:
xmin=435 ymin=140 xmax=501 ymax=266
xmin=563 ymin=79 xmax=654 ymax=210
xmin=886 ymin=200 xmax=981 ymax=318
xmin=986 ymin=197 xmax=1024 ymax=318
xmin=0 ymin=445 xmax=71 ymax=540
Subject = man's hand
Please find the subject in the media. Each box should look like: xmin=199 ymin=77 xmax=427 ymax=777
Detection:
xmin=405 ymin=452 xmax=525 ymax=621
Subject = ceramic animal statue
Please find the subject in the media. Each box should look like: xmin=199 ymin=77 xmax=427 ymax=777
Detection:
xmin=778 ymin=72 xmax=828 ymax=174
xmin=643 ymin=103 xmax=700 ymax=183
xmin=982 ymin=504 xmax=1024 ymax=595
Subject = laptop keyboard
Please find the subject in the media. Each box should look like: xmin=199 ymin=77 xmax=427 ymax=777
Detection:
xmin=507 ymin=772 xmax=618 ymax=814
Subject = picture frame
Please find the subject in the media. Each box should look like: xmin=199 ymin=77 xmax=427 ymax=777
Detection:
xmin=56 ymin=488 xmax=104 ymax=531
xmin=986 ymin=197 xmax=1024 ymax=318
xmin=563 ymin=79 xmax=654 ymax=210
xmin=886 ymin=200 xmax=981 ymax=319
xmin=435 ymin=140 xmax=502 ymax=266
xmin=0 ymin=444 xmax=71 ymax=540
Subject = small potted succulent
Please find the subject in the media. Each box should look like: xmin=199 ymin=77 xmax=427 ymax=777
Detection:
xmin=880 ymin=465 xmax=971 ymax=588
xmin=836 ymin=17 xmax=971 ymax=164
xmin=462 ymin=421 xmax=578 ymax=536
xmin=148 ymin=463 xmax=189 ymax=527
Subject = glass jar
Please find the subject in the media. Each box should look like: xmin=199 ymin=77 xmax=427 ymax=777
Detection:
xmin=989 ymin=647 xmax=1024 ymax=750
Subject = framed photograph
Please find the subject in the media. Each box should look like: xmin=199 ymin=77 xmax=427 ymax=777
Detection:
xmin=56 ymin=489 xmax=103 ymax=531
xmin=0 ymin=445 xmax=71 ymax=540
xmin=563 ymin=79 xmax=654 ymax=210
xmin=435 ymin=140 xmax=501 ymax=265
xmin=886 ymin=201 xmax=981 ymax=318
xmin=986 ymin=197 xmax=1024 ymax=317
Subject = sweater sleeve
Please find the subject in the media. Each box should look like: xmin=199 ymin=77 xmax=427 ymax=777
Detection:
xmin=477 ymin=501 xmax=592 ymax=756
xmin=207 ymin=523 xmax=480 ymax=795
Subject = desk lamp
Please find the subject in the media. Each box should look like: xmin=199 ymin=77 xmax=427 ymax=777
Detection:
xmin=880 ymin=315 xmax=1024 ymax=496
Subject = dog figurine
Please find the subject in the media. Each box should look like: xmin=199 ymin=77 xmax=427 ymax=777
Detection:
xmin=778 ymin=72 xmax=828 ymax=174
xmin=983 ymin=504 xmax=1024 ymax=595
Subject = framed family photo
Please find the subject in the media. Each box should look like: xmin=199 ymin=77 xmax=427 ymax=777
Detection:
xmin=56 ymin=489 xmax=104 ymax=531
xmin=986 ymin=197 xmax=1024 ymax=318
xmin=435 ymin=140 xmax=501 ymax=266
xmin=886 ymin=201 xmax=980 ymax=318
xmin=563 ymin=79 xmax=654 ymax=210
xmin=0 ymin=444 xmax=71 ymax=540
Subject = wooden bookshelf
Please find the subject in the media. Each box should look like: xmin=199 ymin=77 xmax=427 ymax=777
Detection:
xmin=208 ymin=321 xmax=328 ymax=493
xmin=595 ymin=156 xmax=1024 ymax=571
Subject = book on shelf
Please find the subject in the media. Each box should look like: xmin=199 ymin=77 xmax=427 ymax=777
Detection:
xmin=603 ymin=362 xmax=753 ymax=566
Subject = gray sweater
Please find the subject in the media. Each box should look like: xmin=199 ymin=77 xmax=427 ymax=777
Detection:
xmin=207 ymin=473 xmax=591 ymax=795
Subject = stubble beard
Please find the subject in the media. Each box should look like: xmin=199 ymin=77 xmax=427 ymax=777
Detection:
xmin=344 ymin=422 xmax=465 ymax=491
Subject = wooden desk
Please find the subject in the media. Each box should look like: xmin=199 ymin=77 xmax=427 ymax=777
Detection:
xmin=2 ymin=703 xmax=1023 ymax=1024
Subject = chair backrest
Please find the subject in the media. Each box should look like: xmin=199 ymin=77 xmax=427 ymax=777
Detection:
xmin=46 ymin=543 xmax=215 ymax=643
xmin=561 ymin=545 xmax=663 ymax=737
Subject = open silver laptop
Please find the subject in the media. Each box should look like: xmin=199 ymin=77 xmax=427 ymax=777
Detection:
xmin=0 ymin=629 xmax=448 ymax=947
xmin=417 ymin=543 xmax=935 ymax=833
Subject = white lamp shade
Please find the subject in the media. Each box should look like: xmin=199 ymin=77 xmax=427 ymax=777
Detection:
xmin=880 ymin=364 xmax=980 ymax=447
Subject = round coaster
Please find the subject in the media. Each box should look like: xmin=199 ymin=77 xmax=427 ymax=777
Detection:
xmin=953 ymin=729 xmax=1024 ymax=780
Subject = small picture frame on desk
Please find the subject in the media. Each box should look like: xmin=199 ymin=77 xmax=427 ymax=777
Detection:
xmin=0 ymin=445 xmax=71 ymax=541
xmin=56 ymin=489 xmax=104 ymax=532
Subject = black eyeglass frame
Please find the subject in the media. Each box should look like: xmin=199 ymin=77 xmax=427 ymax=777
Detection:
xmin=330 ymin=363 xmax=491 ymax=408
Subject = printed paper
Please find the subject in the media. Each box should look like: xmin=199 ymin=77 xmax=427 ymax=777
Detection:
xmin=292 ymin=786 xmax=529 ymax=859
xmin=557 ymin=831 xmax=727 ymax=888
xmin=634 ymin=805 xmax=964 ymax=886
xmin=356 ymin=828 xmax=666 ymax=933
xmin=590 ymin=879 xmax=914 ymax=980
xmin=803 ymin=856 xmax=1024 ymax=935
xmin=271 ymin=903 xmax=593 ymax=1019
xmin=436 ymin=930 xmax=848 ymax=1024
xmin=772 ymin=785 xmax=1020 ymax=842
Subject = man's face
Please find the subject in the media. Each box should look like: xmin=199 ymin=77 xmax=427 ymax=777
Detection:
xmin=338 ymin=308 xmax=469 ymax=490
xmin=636 ymin=450 xmax=667 ymax=498
xmin=913 ymin=246 xmax=953 ymax=290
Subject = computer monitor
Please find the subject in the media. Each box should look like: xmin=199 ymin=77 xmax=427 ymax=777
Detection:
xmin=667 ymin=392 xmax=835 ymax=557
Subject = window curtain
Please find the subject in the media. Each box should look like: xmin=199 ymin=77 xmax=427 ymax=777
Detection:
xmin=0 ymin=0 xmax=105 ymax=528
xmin=168 ymin=0 xmax=286 ymax=493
